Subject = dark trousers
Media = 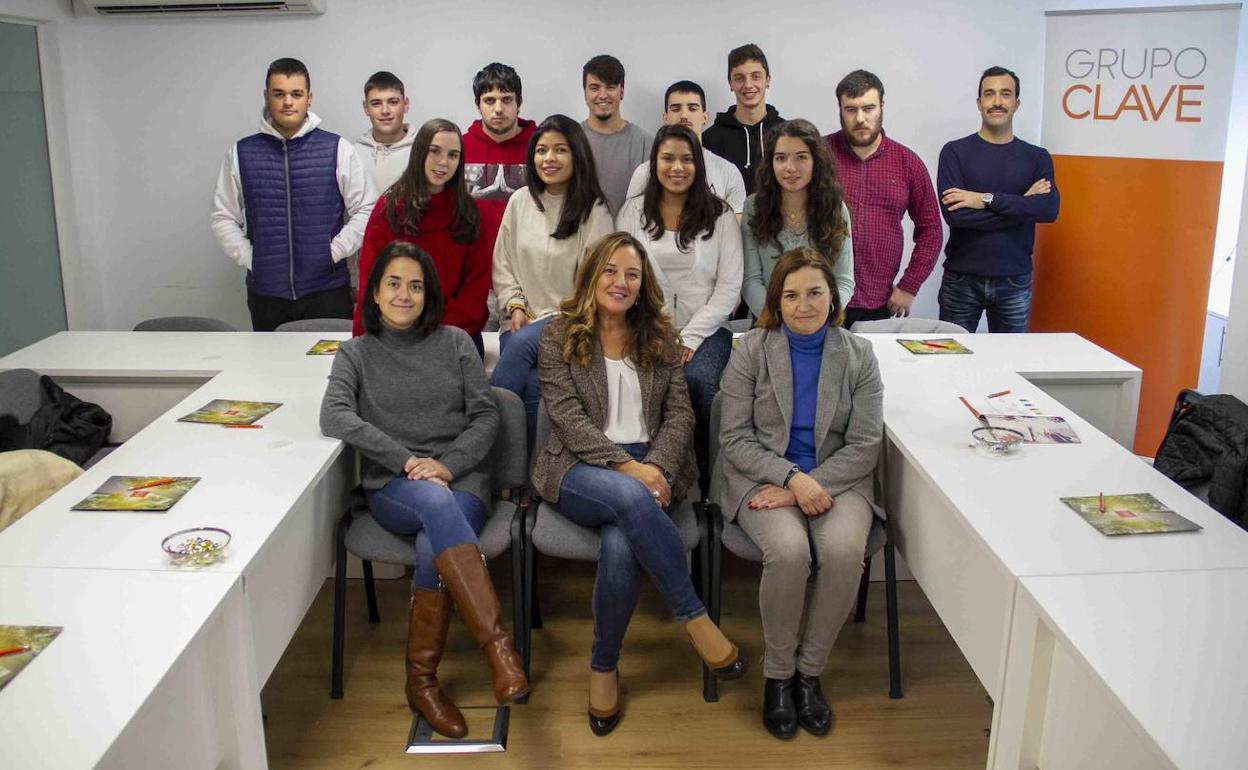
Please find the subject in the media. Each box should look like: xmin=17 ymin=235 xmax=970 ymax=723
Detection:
xmin=842 ymin=304 xmax=892 ymax=328
xmin=246 ymin=285 xmax=353 ymax=332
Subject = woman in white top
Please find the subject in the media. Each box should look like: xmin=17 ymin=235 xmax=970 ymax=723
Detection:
xmin=533 ymin=232 xmax=747 ymax=736
xmin=615 ymin=124 xmax=743 ymax=487
xmin=491 ymin=114 xmax=614 ymax=445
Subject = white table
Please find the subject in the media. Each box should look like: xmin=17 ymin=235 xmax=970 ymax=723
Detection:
xmin=989 ymin=570 xmax=1248 ymax=770
xmin=861 ymin=334 xmax=1248 ymax=699
xmin=0 ymin=342 xmax=354 ymax=685
xmin=0 ymin=329 xmax=1228 ymax=770
xmin=0 ymin=567 xmax=264 ymax=770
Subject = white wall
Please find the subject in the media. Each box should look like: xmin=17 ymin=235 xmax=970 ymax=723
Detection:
xmin=1221 ymin=161 xmax=1248 ymax=401
xmin=0 ymin=0 xmax=1242 ymax=332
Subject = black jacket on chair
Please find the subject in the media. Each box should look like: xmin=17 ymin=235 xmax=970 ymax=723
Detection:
xmin=1154 ymin=393 xmax=1248 ymax=529
xmin=0 ymin=376 xmax=112 ymax=467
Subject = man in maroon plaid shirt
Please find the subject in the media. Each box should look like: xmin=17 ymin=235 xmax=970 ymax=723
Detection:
xmin=826 ymin=70 xmax=943 ymax=326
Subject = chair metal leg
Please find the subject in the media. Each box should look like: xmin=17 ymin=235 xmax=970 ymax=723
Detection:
xmin=330 ymin=511 xmax=350 ymax=699
xmin=703 ymin=503 xmax=724 ymax=703
xmin=362 ymin=560 xmax=380 ymax=624
xmin=510 ymin=497 xmax=531 ymax=704
xmin=529 ymin=550 xmax=544 ymax=630
xmin=522 ymin=499 xmax=538 ymax=691
xmin=884 ymin=541 xmax=903 ymax=699
xmin=854 ymin=556 xmax=872 ymax=622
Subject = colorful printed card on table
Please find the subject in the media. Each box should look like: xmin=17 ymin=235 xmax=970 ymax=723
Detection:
xmin=177 ymin=399 xmax=281 ymax=425
xmin=1060 ymin=493 xmax=1202 ymax=536
xmin=986 ymin=415 xmax=1081 ymax=444
xmin=306 ymin=339 xmax=340 ymax=356
xmin=71 ymin=476 xmax=200 ymax=512
xmin=896 ymin=338 xmax=972 ymax=355
xmin=0 ymin=626 xmax=62 ymax=692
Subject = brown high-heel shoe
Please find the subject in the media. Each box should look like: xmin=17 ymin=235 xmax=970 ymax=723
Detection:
xmin=434 ymin=543 xmax=530 ymax=703
xmin=405 ymin=588 xmax=468 ymax=738
xmin=686 ymin=616 xmax=749 ymax=680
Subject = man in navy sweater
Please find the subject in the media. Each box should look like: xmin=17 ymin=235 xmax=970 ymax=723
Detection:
xmin=936 ymin=66 xmax=1059 ymax=333
xmin=211 ymin=58 xmax=376 ymax=331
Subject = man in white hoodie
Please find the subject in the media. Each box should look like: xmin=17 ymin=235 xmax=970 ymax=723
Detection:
xmin=351 ymin=70 xmax=414 ymax=289
xmin=210 ymin=58 xmax=376 ymax=331
xmin=355 ymin=70 xmax=415 ymax=196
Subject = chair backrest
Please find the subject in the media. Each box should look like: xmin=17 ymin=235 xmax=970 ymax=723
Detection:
xmin=489 ymin=386 xmax=527 ymax=493
xmin=133 ymin=316 xmax=237 ymax=332
xmin=275 ymin=318 xmax=353 ymax=332
xmin=535 ymin=400 xmax=552 ymax=458
xmin=850 ymin=318 xmax=966 ymax=335
xmin=0 ymin=368 xmax=44 ymax=422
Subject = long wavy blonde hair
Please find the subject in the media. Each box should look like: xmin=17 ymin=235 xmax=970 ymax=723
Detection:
xmin=559 ymin=232 xmax=679 ymax=369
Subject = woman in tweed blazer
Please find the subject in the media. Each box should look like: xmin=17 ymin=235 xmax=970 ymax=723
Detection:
xmin=533 ymin=232 xmax=747 ymax=736
xmin=711 ymin=247 xmax=883 ymax=740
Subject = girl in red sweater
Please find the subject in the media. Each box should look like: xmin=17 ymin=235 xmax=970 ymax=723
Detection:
xmin=355 ymin=118 xmax=492 ymax=355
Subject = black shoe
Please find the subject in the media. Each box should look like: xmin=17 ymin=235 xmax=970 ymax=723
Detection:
xmin=588 ymin=672 xmax=623 ymax=737
xmin=793 ymin=673 xmax=833 ymax=736
xmin=763 ymin=676 xmax=797 ymax=740
xmin=588 ymin=706 xmax=622 ymax=737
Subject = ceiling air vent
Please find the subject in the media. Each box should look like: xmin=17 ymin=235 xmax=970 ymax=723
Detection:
xmin=74 ymin=0 xmax=326 ymax=17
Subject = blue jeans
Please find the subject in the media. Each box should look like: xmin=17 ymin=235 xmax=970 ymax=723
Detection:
xmin=367 ymin=478 xmax=488 ymax=590
xmin=683 ymin=327 xmax=733 ymax=484
xmin=556 ymin=442 xmax=705 ymax=672
xmin=491 ymin=315 xmax=552 ymax=448
xmin=938 ymin=269 xmax=1032 ymax=333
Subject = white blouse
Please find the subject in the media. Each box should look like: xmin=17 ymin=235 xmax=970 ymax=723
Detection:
xmin=602 ymin=356 xmax=650 ymax=444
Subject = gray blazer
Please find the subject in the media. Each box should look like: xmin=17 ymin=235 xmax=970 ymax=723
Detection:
xmin=531 ymin=315 xmax=699 ymax=503
xmin=710 ymin=325 xmax=883 ymax=522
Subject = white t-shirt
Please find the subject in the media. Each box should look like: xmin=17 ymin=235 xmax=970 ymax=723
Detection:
xmin=624 ymin=148 xmax=747 ymax=214
xmin=615 ymin=200 xmax=744 ymax=351
xmin=602 ymin=357 xmax=650 ymax=444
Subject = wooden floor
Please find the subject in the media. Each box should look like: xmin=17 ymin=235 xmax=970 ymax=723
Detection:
xmin=262 ymin=556 xmax=993 ymax=769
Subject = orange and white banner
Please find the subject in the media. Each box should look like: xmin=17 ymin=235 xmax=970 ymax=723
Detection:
xmin=1033 ymin=4 xmax=1241 ymax=453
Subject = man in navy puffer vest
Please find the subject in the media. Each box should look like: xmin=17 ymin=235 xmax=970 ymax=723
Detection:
xmin=211 ymin=58 xmax=376 ymax=331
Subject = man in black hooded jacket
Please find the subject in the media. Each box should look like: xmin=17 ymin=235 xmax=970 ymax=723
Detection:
xmin=702 ymin=43 xmax=785 ymax=195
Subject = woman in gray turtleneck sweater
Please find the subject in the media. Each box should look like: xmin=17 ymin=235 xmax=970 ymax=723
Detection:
xmin=320 ymin=242 xmax=527 ymax=739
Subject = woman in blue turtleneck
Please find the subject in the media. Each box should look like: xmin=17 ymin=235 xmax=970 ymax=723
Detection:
xmin=710 ymin=246 xmax=884 ymax=741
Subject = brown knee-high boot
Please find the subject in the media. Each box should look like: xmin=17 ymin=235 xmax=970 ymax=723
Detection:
xmin=434 ymin=543 xmax=529 ymax=704
xmin=406 ymin=588 xmax=468 ymax=738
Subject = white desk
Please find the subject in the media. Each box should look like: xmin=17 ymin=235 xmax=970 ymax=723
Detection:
xmin=860 ymin=334 xmax=1248 ymax=699
xmin=0 ymin=346 xmax=354 ymax=685
xmin=0 ymin=567 xmax=264 ymax=770
xmin=0 ymin=329 xmax=1228 ymax=770
xmin=989 ymin=570 xmax=1248 ymax=770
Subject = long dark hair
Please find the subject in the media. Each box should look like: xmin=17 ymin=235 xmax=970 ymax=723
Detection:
xmin=360 ymin=242 xmax=446 ymax=337
xmin=749 ymin=119 xmax=848 ymax=264
xmin=640 ymin=124 xmax=726 ymax=251
xmin=525 ymin=114 xmax=606 ymax=240
xmin=559 ymin=232 xmax=679 ymax=369
xmin=384 ymin=118 xmax=479 ymax=244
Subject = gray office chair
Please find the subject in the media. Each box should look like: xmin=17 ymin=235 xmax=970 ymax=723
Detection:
xmin=0 ymin=369 xmax=43 ymax=423
xmin=133 ymin=316 xmax=237 ymax=332
xmin=520 ymin=402 xmax=708 ymax=697
xmin=275 ymin=318 xmax=353 ymax=332
xmin=329 ymin=387 xmax=529 ymax=699
xmin=0 ymin=368 xmax=115 ymax=468
xmin=850 ymin=317 xmax=966 ymax=335
xmin=703 ymin=393 xmax=901 ymax=701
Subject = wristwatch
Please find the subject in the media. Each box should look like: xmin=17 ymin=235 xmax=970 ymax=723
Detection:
xmin=981 ymin=193 xmax=994 ymax=208
xmin=782 ymin=465 xmax=800 ymax=489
